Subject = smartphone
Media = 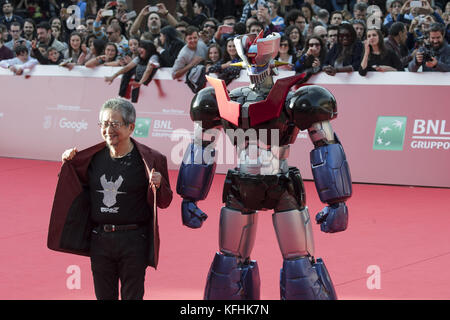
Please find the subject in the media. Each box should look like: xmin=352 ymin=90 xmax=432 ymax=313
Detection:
xmin=410 ymin=1 xmax=422 ymax=7
xmin=59 ymin=58 xmax=72 ymax=66
xmin=220 ymin=25 xmax=233 ymax=34
xmin=125 ymin=10 xmax=137 ymax=20
xmin=148 ymin=6 xmax=158 ymax=13
xmin=102 ymin=9 xmax=114 ymax=17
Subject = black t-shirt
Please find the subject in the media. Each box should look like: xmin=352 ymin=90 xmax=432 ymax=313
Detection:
xmin=88 ymin=145 xmax=151 ymax=225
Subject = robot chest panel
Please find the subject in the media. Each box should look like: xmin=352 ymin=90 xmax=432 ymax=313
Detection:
xmin=227 ymin=87 xmax=285 ymax=129
xmin=222 ymin=112 xmax=291 ymax=148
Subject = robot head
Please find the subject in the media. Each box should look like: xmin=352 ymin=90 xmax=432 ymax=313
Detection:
xmin=233 ymin=31 xmax=281 ymax=85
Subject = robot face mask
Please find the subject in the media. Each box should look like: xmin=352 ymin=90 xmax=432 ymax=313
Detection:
xmin=233 ymin=31 xmax=281 ymax=85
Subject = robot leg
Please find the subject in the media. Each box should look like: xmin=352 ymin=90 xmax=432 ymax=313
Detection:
xmin=204 ymin=206 xmax=260 ymax=300
xmin=273 ymin=207 xmax=337 ymax=300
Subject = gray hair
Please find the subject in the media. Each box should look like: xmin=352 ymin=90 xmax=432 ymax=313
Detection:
xmin=100 ymin=97 xmax=136 ymax=125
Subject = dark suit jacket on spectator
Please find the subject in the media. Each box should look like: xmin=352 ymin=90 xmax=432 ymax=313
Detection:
xmin=385 ymin=36 xmax=411 ymax=69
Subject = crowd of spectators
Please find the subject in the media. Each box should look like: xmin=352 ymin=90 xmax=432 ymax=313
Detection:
xmin=0 ymin=0 xmax=449 ymax=86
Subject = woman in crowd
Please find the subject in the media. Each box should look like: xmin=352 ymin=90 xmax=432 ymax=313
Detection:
xmin=78 ymin=38 xmax=106 ymax=65
xmin=105 ymin=40 xmax=160 ymax=102
xmin=284 ymin=24 xmax=304 ymax=58
xmin=300 ymin=3 xmax=314 ymax=24
xmin=275 ymin=35 xmax=295 ymax=71
xmin=207 ymin=36 xmax=241 ymax=85
xmin=190 ymin=0 xmax=209 ymax=28
xmin=205 ymin=43 xmax=223 ymax=73
xmin=64 ymin=32 xmax=83 ymax=63
xmin=176 ymin=0 xmax=195 ymax=24
xmin=359 ymin=28 xmax=403 ymax=76
xmin=85 ymin=42 xmax=119 ymax=68
xmin=322 ymin=23 xmax=363 ymax=76
xmin=155 ymin=25 xmax=185 ymax=68
xmin=128 ymin=36 xmax=140 ymax=59
xmin=50 ymin=17 xmax=68 ymax=43
xmin=295 ymin=35 xmax=327 ymax=74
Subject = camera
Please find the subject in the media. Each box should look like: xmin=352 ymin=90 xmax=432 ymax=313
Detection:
xmin=420 ymin=45 xmax=434 ymax=63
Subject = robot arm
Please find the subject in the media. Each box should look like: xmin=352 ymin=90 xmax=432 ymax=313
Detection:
xmin=176 ymin=142 xmax=216 ymax=228
xmin=287 ymin=85 xmax=352 ymax=233
xmin=176 ymin=87 xmax=222 ymax=228
xmin=309 ymin=122 xmax=352 ymax=233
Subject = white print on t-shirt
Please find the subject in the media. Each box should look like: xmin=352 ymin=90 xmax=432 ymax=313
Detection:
xmin=97 ymin=174 xmax=126 ymax=212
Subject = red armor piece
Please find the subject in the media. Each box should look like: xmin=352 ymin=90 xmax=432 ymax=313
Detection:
xmin=206 ymin=73 xmax=308 ymax=127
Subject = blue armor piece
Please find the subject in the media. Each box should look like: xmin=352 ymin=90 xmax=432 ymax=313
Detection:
xmin=314 ymin=258 xmax=338 ymax=300
xmin=280 ymin=257 xmax=335 ymax=300
xmin=204 ymin=252 xmax=260 ymax=300
xmin=315 ymin=202 xmax=348 ymax=233
xmin=176 ymin=143 xmax=216 ymax=201
xmin=310 ymin=142 xmax=352 ymax=204
xmin=181 ymin=200 xmax=208 ymax=229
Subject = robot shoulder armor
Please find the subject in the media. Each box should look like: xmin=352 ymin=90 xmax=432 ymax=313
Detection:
xmin=190 ymin=87 xmax=221 ymax=129
xmin=287 ymin=85 xmax=337 ymax=130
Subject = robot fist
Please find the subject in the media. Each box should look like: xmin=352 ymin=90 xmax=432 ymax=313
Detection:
xmin=315 ymin=202 xmax=348 ymax=233
xmin=181 ymin=199 xmax=208 ymax=229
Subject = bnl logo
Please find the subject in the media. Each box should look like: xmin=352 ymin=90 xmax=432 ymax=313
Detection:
xmin=373 ymin=116 xmax=407 ymax=151
xmin=134 ymin=118 xmax=151 ymax=137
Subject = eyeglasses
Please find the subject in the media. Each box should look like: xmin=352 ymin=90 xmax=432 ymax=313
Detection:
xmin=309 ymin=43 xmax=321 ymax=47
xmin=98 ymin=121 xmax=125 ymax=130
xmin=280 ymin=43 xmax=289 ymax=47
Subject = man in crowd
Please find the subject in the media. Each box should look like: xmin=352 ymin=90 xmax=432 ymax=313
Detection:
xmin=385 ymin=21 xmax=412 ymax=69
xmin=172 ymin=26 xmax=207 ymax=81
xmin=240 ymin=0 xmax=267 ymax=24
xmin=408 ymin=22 xmax=450 ymax=72
xmin=329 ymin=11 xmax=344 ymax=26
xmin=36 ymin=21 xmax=67 ymax=54
xmin=326 ymin=25 xmax=339 ymax=49
xmin=0 ymin=0 xmax=24 ymax=39
xmin=5 ymin=22 xmax=31 ymax=53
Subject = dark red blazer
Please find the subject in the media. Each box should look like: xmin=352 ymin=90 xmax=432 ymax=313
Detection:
xmin=47 ymin=138 xmax=173 ymax=269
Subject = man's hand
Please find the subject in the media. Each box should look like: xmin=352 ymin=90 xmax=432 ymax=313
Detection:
xmin=150 ymin=171 xmax=162 ymax=189
xmin=425 ymin=56 xmax=438 ymax=68
xmin=61 ymin=147 xmax=78 ymax=162
xmin=415 ymin=50 xmax=424 ymax=64
xmin=140 ymin=5 xmax=151 ymax=16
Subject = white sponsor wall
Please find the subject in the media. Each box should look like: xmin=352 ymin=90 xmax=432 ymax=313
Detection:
xmin=0 ymin=66 xmax=449 ymax=187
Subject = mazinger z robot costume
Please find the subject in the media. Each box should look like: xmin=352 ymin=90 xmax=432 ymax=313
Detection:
xmin=176 ymin=31 xmax=352 ymax=300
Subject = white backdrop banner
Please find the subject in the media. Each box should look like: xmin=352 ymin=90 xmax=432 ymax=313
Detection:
xmin=0 ymin=66 xmax=449 ymax=187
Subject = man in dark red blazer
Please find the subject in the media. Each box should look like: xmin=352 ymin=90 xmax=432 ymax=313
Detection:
xmin=47 ymin=97 xmax=173 ymax=300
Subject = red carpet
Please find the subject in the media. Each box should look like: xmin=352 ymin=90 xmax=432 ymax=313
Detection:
xmin=0 ymin=157 xmax=449 ymax=300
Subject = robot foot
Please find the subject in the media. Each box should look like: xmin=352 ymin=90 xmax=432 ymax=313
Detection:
xmin=280 ymin=256 xmax=337 ymax=300
xmin=204 ymin=252 xmax=260 ymax=300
